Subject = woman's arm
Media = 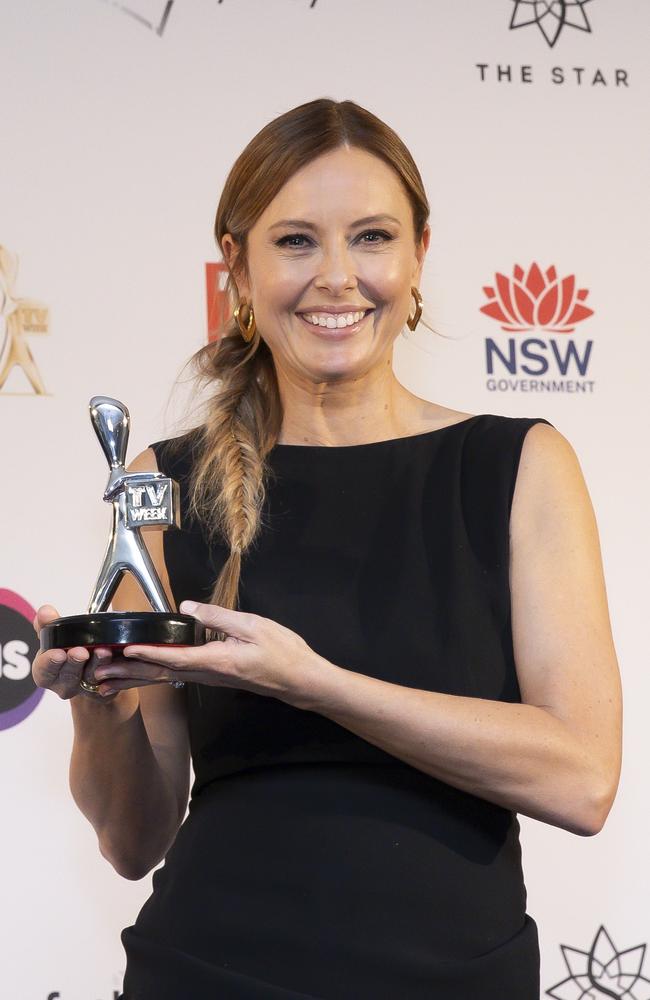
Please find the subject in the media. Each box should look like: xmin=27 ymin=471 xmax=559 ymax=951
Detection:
xmin=104 ymin=425 xmax=622 ymax=837
xmin=294 ymin=423 xmax=622 ymax=835
xmin=35 ymin=447 xmax=191 ymax=880
xmin=68 ymin=671 xmax=189 ymax=879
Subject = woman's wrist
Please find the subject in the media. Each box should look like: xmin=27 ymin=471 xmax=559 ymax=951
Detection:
xmin=284 ymin=653 xmax=346 ymax=713
xmin=71 ymin=686 xmax=140 ymax=725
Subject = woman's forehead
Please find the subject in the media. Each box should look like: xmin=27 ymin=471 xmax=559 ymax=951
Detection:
xmin=258 ymin=148 xmax=411 ymax=227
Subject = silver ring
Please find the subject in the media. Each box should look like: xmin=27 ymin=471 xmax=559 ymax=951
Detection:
xmin=169 ymin=679 xmax=186 ymax=689
xmin=79 ymin=677 xmax=100 ymax=694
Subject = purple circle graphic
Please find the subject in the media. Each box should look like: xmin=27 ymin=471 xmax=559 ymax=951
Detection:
xmin=0 ymin=588 xmax=44 ymax=731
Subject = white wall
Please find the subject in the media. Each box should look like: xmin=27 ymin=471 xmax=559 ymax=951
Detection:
xmin=1 ymin=2 xmax=647 ymax=996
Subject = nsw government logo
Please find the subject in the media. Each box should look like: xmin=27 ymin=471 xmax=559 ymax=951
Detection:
xmin=546 ymin=925 xmax=650 ymax=998
xmin=480 ymin=262 xmax=595 ymax=395
xmin=0 ymin=589 xmax=43 ymax=730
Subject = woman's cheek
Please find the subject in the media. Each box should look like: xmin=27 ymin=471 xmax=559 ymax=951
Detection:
xmin=359 ymin=254 xmax=408 ymax=294
xmin=264 ymin=264 xmax=311 ymax=304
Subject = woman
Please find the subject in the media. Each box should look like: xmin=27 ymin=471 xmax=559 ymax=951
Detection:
xmin=32 ymin=99 xmax=622 ymax=999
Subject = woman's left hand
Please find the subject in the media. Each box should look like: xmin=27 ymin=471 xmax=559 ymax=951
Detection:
xmin=92 ymin=600 xmax=327 ymax=706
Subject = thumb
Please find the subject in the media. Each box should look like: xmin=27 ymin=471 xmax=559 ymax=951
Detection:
xmin=179 ymin=600 xmax=257 ymax=640
xmin=33 ymin=604 xmax=60 ymax=636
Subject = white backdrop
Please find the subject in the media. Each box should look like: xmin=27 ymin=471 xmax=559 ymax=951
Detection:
xmin=1 ymin=2 xmax=648 ymax=997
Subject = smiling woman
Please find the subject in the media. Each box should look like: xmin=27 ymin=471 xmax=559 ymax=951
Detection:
xmin=31 ymin=98 xmax=621 ymax=1000
xmin=255 ymin=189 xmax=407 ymax=347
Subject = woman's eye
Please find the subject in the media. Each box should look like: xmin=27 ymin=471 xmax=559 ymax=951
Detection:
xmin=276 ymin=234 xmax=311 ymax=248
xmin=358 ymin=230 xmax=392 ymax=245
xmin=275 ymin=229 xmax=392 ymax=249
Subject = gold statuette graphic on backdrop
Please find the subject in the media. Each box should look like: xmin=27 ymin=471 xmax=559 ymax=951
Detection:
xmin=0 ymin=245 xmax=49 ymax=395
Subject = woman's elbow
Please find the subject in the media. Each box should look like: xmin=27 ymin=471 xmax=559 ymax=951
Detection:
xmin=112 ymin=856 xmax=157 ymax=881
xmin=565 ymin=768 xmax=620 ymax=837
xmin=98 ymin=836 xmax=165 ymax=881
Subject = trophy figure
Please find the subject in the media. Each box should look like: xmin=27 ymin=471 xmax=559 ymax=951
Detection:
xmin=40 ymin=396 xmax=205 ymax=652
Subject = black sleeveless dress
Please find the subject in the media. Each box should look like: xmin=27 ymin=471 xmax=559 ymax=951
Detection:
xmin=121 ymin=413 xmax=549 ymax=999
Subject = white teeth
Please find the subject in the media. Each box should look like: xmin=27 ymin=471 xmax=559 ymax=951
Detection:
xmin=304 ymin=310 xmax=368 ymax=327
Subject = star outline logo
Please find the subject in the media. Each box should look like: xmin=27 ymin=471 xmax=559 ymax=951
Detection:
xmin=509 ymin=1 xmax=595 ymax=49
xmin=546 ymin=925 xmax=650 ymax=999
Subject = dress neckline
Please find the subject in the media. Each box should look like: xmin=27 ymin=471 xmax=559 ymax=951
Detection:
xmin=270 ymin=414 xmax=481 ymax=453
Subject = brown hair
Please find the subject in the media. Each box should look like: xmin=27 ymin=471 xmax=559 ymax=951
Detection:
xmin=187 ymin=98 xmax=430 ymax=611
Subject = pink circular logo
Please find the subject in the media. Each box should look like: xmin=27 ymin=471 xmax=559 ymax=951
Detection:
xmin=0 ymin=589 xmax=43 ymax=730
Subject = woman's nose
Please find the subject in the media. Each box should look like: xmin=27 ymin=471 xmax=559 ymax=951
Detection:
xmin=313 ymin=242 xmax=357 ymax=293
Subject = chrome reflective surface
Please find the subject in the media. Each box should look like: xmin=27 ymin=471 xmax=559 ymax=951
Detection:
xmin=86 ymin=396 xmax=173 ymax=614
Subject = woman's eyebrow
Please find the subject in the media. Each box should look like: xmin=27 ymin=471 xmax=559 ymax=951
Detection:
xmin=268 ymin=214 xmax=401 ymax=231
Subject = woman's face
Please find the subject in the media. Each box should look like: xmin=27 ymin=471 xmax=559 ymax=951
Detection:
xmin=223 ymin=146 xmax=429 ymax=384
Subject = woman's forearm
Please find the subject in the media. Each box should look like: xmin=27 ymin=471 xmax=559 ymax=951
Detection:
xmin=295 ymin=658 xmax=618 ymax=836
xmin=69 ymin=694 xmax=185 ymax=879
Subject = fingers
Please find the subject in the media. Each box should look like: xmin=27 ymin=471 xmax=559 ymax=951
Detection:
xmin=80 ymin=647 xmax=113 ymax=686
xmin=32 ymin=645 xmax=90 ymax=699
xmin=33 ymin=604 xmax=61 ymax=637
xmin=95 ymin=655 xmax=177 ymax=686
xmin=34 ymin=646 xmax=174 ymax=699
xmin=32 ymin=644 xmax=111 ymax=696
xmin=180 ymin=600 xmax=259 ymax=640
xmin=121 ymin=644 xmax=198 ymax=670
xmin=123 ymin=602 xmax=268 ymax=675
xmin=89 ymin=676 xmax=162 ymax=695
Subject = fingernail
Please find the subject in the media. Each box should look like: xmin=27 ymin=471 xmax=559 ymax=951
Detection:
xmin=181 ymin=600 xmax=198 ymax=613
xmin=50 ymin=651 xmax=66 ymax=664
xmin=100 ymin=686 xmax=114 ymax=697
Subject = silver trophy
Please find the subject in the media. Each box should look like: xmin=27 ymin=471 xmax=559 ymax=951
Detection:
xmin=40 ymin=397 xmax=205 ymax=651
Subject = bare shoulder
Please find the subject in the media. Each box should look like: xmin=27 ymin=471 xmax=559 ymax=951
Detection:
xmin=515 ymin=422 xmax=587 ymax=492
xmin=127 ymin=446 xmax=159 ymax=474
xmin=518 ymin=420 xmax=581 ymax=473
xmin=511 ymin=421 xmax=598 ymax=546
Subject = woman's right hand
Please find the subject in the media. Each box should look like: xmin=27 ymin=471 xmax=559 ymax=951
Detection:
xmin=32 ymin=604 xmax=125 ymax=703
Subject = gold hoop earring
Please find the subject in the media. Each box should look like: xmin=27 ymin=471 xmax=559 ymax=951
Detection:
xmin=234 ymin=300 xmax=256 ymax=342
xmin=407 ymin=287 xmax=423 ymax=332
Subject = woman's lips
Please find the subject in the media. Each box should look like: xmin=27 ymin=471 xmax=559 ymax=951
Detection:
xmin=297 ymin=310 xmax=374 ymax=338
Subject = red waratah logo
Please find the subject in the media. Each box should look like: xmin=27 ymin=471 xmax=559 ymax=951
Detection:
xmin=480 ymin=263 xmax=594 ymax=334
xmin=205 ymin=261 xmax=231 ymax=343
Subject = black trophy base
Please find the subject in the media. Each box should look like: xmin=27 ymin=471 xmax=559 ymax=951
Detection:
xmin=40 ymin=612 xmax=206 ymax=652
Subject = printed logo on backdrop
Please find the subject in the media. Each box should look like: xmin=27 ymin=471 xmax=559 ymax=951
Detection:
xmin=546 ymin=925 xmax=650 ymax=998
xmin=47 ymin=990 xmax=120 ymax=1000
xmin=475 ymin=2 xmax=630 ymax=88
xmin=102 ymin=0 xmax=318 ymax=37
xmin=46 ymin=969 xmax=124 ymax=998
xmin=205 ymin=262 xmax=231 ymax=343
xmin=510 ymin=0 xmax=593 ymax=49
xmin=0 ymin=246 xmax=49 ymax=395
xmin=480 ymin=262 xmax=595 ymax=394
xmin=0 ymin=589 xmax=43 ymax=731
